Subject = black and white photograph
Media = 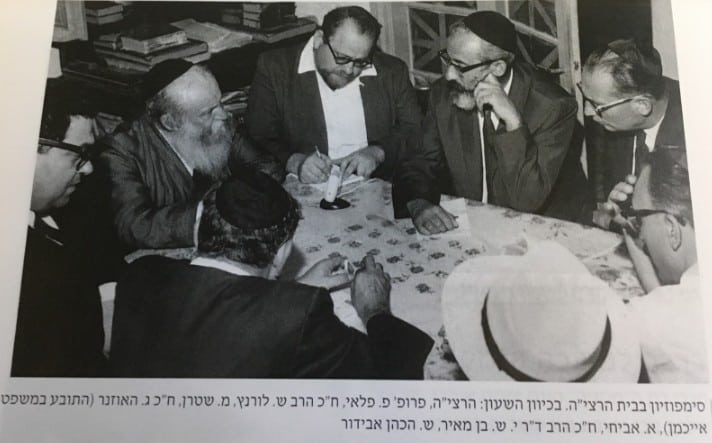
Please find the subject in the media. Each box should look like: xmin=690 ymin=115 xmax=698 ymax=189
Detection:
xmin=6 ymin=0 xmax=708 ymax=387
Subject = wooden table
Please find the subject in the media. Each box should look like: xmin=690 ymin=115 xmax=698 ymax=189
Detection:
xmin=281 ymin=177 xmax=644 ymax=380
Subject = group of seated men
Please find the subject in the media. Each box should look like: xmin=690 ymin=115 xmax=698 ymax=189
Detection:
xmin=11 ymin=7 xmax=700 ymax=382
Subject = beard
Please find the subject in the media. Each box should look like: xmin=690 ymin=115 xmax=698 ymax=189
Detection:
xmin=447 ymin=80 xmax=478 ymax=111
xmin=316 ymin=66 xmax=357 ymax=90
xmin=177 ymin=118 xmax=233 ymax=181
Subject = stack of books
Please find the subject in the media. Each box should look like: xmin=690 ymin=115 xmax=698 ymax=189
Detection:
xmin=85 ymin=1 xmax=124 ymax=26
xmin=241 ymin=3 xmax=267 ymax=29
xmin=94 ymin=23 xmax=210 ymax=73
xmin=220 ymin=6 xmax=242 ymax=26
xmin=234 ymin=3 xmax=297 ymax=30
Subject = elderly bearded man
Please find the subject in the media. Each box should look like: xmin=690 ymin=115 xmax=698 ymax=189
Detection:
xmin=247 ymin=5 xmax=421 ymax=183
xmin=393 ymin=11 xmax=589 ymax=234
xmin=580 ymin=39 xmax=686 ymax=229
xmin=101 ymin=60 xmax=283 ymax=250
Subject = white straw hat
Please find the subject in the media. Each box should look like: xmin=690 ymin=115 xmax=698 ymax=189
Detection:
xmin=442 ymin=240 xmax=641 ymax=382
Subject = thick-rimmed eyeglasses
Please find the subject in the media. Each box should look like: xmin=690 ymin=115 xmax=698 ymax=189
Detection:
xmin=438 ymin=49 xmax=499 ymax=74
xmin=324 ymin=40 xmax=373 ymax=69
xmin=38 ymin=137 xmax=92 ymax=172
xmin=622 ymin=207 xmax=687 ymax=238
xmin=576 ymin=83 xmax=646 ymax=118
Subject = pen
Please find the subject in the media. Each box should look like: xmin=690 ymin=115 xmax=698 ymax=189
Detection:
xmin=314 ymin=146 xmax=322 ymax=159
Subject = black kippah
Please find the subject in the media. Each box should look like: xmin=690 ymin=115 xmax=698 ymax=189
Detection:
xmin=140 ymin=58 xmax=194 ymax=102
xmin=215 ymin=169 xmax=294 ymax=230
xmin=463 ymin=11 xmax=517 ymax=54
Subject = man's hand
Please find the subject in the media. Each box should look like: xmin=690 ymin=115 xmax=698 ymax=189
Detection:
xmin=336 ymin=145 xmax=385 ymax=178
xmin=623 ymin=231 xmax=661 ymax=293
xmin=474 ymin=74 xmax=522 ymax=131
xmin=287 ymin=152 xmax=332 ymax=183
xmin=297 ymin=254 xmax=351 ymax=290
xmin=593 ymin=174 xmax=637 ymax=229
xmin=351 ymin=255 xmax=391 ymax=323
xmin=407 ymin=199 xmax=458 ymax=235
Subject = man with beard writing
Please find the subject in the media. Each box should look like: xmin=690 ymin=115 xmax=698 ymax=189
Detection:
xmin=393 ymin=11 xmax=587 ymax=233
xmin=101 ymin=60 xmax=283 ymax=250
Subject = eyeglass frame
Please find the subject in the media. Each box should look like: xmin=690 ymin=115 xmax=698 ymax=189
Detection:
xmin=621 ymin=207 xmax=687 ymax=239
xmin=576 ymin=82 xmax=648 ymax=118
xmin=323 ymin=39 xmax=374 ymax=69
xmin=438 ymin=49 xmax=500 ymax=75
xmin=38 ymin=137 xmax=92 ymax=172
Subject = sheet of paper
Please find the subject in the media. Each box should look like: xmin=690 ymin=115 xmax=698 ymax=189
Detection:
xmin=416 ymin=198 xmax=473 ymax=241
xmin=305 ymin=172 xmax=364 ymax=196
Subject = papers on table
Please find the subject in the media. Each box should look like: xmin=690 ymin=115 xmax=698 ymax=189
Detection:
xmin=416 ymin=198 xmax=473 ymax=241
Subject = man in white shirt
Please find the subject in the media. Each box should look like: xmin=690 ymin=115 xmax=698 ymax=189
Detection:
xmin=247 ymin=5 xmax=421 ymax=183
xmin=580 ymin=39 xmax=686 ymax=229
xmin=622 ymin=148 xmax=706 ymax=382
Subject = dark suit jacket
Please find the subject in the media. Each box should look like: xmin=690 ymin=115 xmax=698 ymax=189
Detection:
xmin=110 ymin=256 xmax=434 ymax=379
xmin=247 ymin=43 xmax=422 ymax=179
xmin=11 ymin=227 xmax=106 ymax=377
xmin=393 ymin=62 xmax=590 ymax=222
xmin=101 ymin=117 xmax=284 ymax=249
xmin=586 ymin=78 xmax=685 ymax=202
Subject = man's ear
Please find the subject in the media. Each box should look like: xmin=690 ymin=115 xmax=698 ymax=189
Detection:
xmin=158 ymin=112 xmax=179 ymax=132
xmin=313 ymin=30 xmax=324 ymax=49
xmin=632 ymin=96 xmax=653 ymax=117
xmin=665 ymin=214 xmax=683 ymax=252
xmin=490 ymin=59 xmax=508 ymax=78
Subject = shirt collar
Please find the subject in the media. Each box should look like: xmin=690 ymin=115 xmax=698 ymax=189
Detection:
xmin=643 ymin=116 xmax=664 ymax=152
xmin=190 ymin=256 xmax=257 ymax=277
xmin=298 ymin=35 xmax=378 ymax=77
xmin=28 ymin=211 xmax=59 ymax=229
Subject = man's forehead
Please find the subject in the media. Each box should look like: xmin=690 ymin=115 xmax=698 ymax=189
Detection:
xmin=169 ymin=69 xmax=221 ymax=109
xmin=582 ymin=66 xmax=619 ymax=101
xmin=447 ymin=29 xmax=486 ymax=62
xmin=329 ymin=19 xmax=374 ymax=56
xmin=63 ymin=115 xmax=95 ymax=146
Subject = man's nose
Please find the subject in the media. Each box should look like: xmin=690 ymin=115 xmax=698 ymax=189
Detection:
xmin=214 ymin=105 xmax=229 ymax=120
xmin=341 ymin=62 xmax=356 ymax=76
xmin=79 ymin=160 xmax=94 ymax=175
xmin=443 ymin=64 xmax=459 ymax=82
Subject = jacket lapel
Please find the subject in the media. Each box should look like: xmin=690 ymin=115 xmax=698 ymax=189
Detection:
xmin=293 ymin=70 xmax=329 ymax=153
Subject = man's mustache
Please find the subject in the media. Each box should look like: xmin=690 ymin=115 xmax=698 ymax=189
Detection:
xmin=447 ymin=80 xmax=474 ymax=94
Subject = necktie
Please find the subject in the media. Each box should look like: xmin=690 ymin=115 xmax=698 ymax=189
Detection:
xmin=633 ymin=130 xmax=649 ymax=176
xmin=482 ymin=110 xmax=498 ymax=203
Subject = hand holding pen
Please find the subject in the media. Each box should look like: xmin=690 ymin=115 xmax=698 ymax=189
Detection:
xmin=297 ymin=146 xmax=332 ymax=184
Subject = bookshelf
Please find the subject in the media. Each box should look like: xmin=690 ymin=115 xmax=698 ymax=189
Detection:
xmin=55 ymin=2 xmax=315 ymax=119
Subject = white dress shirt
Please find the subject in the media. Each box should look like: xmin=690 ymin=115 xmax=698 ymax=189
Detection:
xmin=627 ymin=264 xmax=708 ymax=383
xmin=298 ymin=36 xmax=378 ymax=159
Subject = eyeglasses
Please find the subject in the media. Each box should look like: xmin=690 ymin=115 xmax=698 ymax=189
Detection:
xmin=38 ymin=137 xmax=92 ymax=172
xmin=438 ymin=49 xmax=499 ymax=74
xmin=324 ymin=40 xmax=373 ymax=69
xmin=576 ymin=83 xmax=646 ymax=118
xmin=621 ymin=207 xmax=687 ymax=238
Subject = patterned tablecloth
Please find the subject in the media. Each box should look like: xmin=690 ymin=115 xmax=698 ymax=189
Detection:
xmin=281 ymin=176 xmax=644 ymax=380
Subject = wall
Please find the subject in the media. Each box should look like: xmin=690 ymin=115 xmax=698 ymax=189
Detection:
xmin=651 ymin=0 xmax=678 ymax=79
